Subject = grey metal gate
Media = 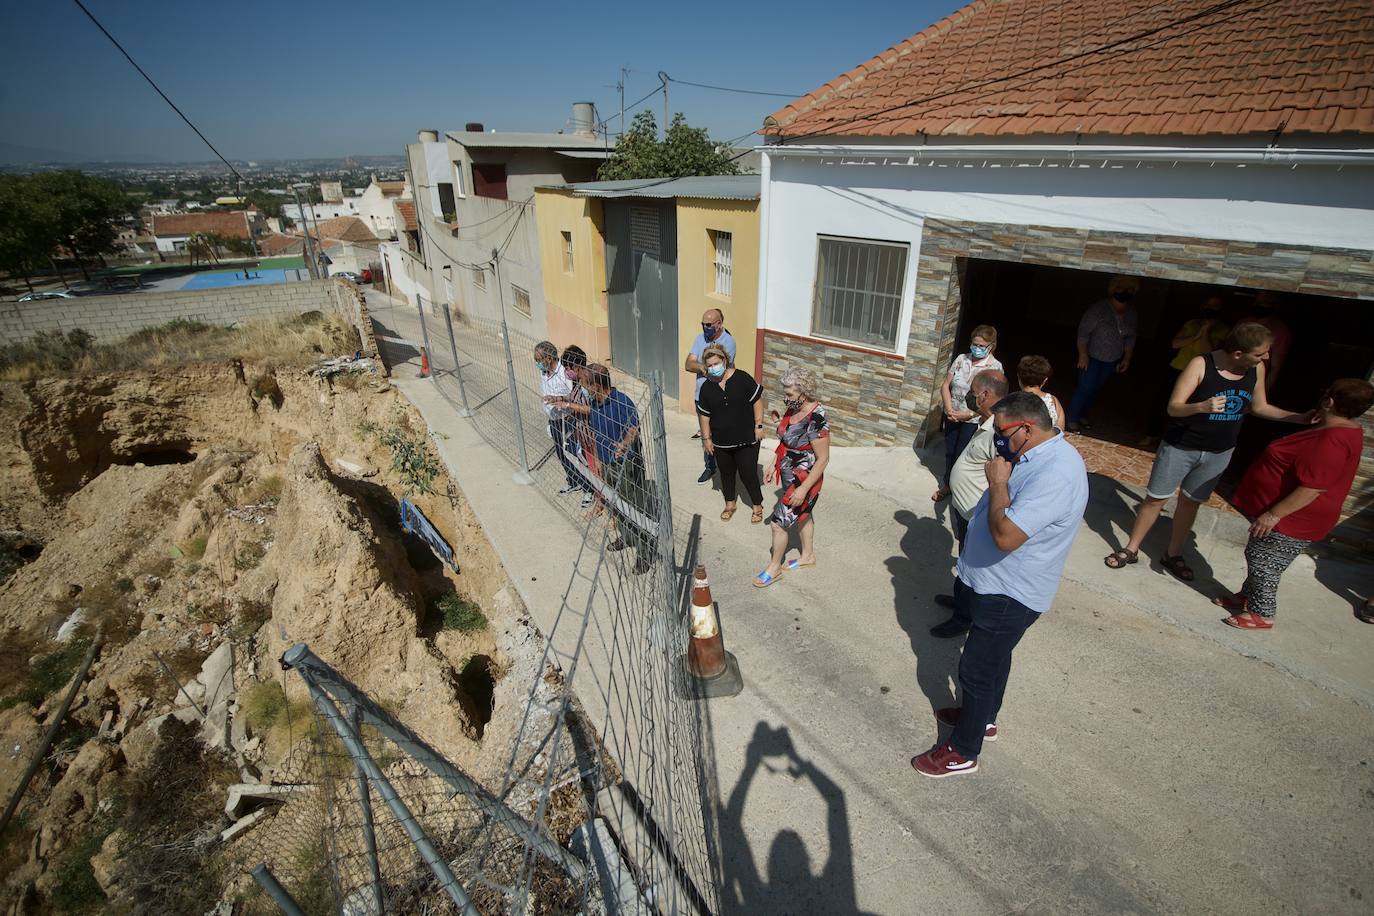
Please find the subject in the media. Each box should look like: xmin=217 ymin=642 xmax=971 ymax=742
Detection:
xmin=605 ymin=200 xmax=680 ymax=400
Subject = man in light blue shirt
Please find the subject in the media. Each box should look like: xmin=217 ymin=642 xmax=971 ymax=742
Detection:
xmin=684 ymin=308 xmax=736 ymax=484
xmin=912 ymin=391 xmax=1088 ymax=779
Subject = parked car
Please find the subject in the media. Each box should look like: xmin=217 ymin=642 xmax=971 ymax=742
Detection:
xmin=332 ymin=271 xmax=364 ymax=284
xmin=17 ymin=290 xmax=78 ymax=302
xmin=361 ymin=268 xmax=373 ymax=283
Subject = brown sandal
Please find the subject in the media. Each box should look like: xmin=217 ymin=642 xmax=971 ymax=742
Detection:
xmin=1103 ymin=548 xmax=1138 ymax=569
xmin=720 ymin=506 xmax=737 ymax=521
xmin=1161 ymin=554 xmax=1195 ymax=582
xmin=751 ymin=505 xmax=764 ymax=524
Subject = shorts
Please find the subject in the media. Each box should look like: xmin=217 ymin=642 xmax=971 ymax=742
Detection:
xmin=1146 ymin=441 xmax=1233 ymax=502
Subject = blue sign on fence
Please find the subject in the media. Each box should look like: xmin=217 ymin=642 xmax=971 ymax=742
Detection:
xmin=400 ymin=498 xmax=458 ymax=572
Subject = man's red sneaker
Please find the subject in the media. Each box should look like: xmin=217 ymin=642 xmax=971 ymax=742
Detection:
xmin=911 ymin=742 xmax=978 ymax=778
xmin=934 ymin=706 xmax=997 ymax=741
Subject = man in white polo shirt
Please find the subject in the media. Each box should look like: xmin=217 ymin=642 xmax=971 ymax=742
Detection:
xmin=912 ymin=391 xmax=1088 ymax=778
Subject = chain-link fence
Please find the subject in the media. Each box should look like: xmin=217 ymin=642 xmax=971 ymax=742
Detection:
xmin=367 ymin=279 xmax=723 ymax=914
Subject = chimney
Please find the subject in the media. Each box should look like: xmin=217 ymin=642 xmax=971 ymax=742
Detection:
xmin=417 ymin=129 xmax=439 ymax=143
xmin=571 ymin=102 xmax=595 ymax=138
xmin=464 ymin=122 xmax=484 ymax=133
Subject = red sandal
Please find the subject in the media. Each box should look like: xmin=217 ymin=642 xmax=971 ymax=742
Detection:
xmin=1211 ymin=592 xmax=1247 ymax=612
xmin=1222 ymin=611 xmax=1273 ymax=630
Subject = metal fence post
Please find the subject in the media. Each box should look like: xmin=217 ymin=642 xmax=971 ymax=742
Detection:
xmin=251 ymin=864 xmax=307 ymax=916
xmin=441 ymin=304 xmax=474 ymax=417
xmin=297 ymin=670 xmax=478 ymax=916
xmin=492 ymin=250 xmax=534 ymax=485
xmin=352 ymin=705 xmax=386 ymax=916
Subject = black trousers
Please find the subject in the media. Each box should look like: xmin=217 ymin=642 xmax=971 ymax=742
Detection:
xmin=713 ymin=442 xmax=763 ymax=505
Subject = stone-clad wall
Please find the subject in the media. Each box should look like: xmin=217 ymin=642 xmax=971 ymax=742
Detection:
xmin=0 ymin=279 xmax=355 ymax=343
xmin=760 ymin=331 xmax=909 ymax=446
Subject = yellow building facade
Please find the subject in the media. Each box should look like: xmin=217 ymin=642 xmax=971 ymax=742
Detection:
xmin=533 ymin=187 xmax=610 ymax=362
xmin=673 ymin=198 xmax=758 ymax=414
xmin=533 ymin=179 xmax=760 ymax=414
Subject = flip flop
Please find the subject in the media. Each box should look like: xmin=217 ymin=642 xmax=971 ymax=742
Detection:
xmin=753 ymin=569 xmax=783 ymax=588
xmin=785 ymin=558 xmax=816 ymax=571
xmin=1222 ymin=611 xmax=1273 ymax=630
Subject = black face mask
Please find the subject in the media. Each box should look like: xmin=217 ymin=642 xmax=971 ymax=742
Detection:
xmin=1112 ymin=290 xmax=1136 ymax=305
xmin=964 ymin=391 xmax=980 ymax=412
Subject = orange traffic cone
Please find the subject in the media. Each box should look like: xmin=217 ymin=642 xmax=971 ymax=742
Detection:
xmin=682 ymin=563 xmax=742 ymax=699
xmin=418 ymin=346 xmax=431 ymax=378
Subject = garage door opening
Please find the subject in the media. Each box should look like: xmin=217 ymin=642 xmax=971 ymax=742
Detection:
xmin=953 ymin=258 xmax=1374 ymax=499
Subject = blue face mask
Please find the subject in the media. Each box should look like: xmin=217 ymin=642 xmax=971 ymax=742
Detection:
xmin=706 ymin=364 xmax=725 ymax=378
xmin=580 ymin=385 xmax=592 ymax=400
xmin=535 ymin=359 xmax=547 ymax=373
xmin=993 ymin=424 xmax=1029 ymax=463
xmin=970 ymin=344 xmax=990 ymax=360
xmin=702 ymin=323 xmax=719 ymax=342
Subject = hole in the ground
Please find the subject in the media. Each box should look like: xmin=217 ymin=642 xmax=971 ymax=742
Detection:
xmin=458 ymin=655 xmax=495 ymax=738
xmin=114 ymin=447 xmax=197 ymax=466
xmin=16 ymin=543 xmax=42 ymax=561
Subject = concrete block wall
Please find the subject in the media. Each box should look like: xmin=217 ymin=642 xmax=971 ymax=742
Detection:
xmin=0 ymin=280 xmax=351 ymax=343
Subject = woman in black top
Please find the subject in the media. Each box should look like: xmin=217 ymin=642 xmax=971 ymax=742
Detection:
xmin=696 ymin=342 xmax=765 ymax=522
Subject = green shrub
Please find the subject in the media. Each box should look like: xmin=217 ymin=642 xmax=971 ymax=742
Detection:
xmin=434 ymin=593 xmax=487 ymax=632
xmin=184 ymin=535 xmax=208 ymax=561
xmin=114 ymin=577 xmax=135 ymax=594
xmin=375 ymin=424 xmax=440 ymax=496
xmin=0 ymin=638 xmax=90 ymax=711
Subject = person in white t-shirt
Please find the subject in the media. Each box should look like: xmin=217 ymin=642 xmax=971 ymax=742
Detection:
xmin=535 ymin=341 xmax=590 ymax=499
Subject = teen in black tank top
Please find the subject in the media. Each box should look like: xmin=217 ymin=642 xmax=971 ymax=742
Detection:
xmin=1163 ymin=352 xmax=1258 ymax=452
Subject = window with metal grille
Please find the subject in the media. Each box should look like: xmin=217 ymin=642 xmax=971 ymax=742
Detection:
xmin=512 ymin=285 xmax=531 ymax=316
xmin=711 ymin=230 xmax=732 ymax=298
xmin=473 ymin=266 xmax=486 ymax=290
xmin=561 ymin=231 xmax=574 ymax=273
xmin=812 ymin=235 xmax=908 ymax=350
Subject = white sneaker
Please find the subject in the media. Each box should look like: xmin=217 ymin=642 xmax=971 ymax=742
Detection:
xmin=580 ymin=492 xmax=595 ymax=508
xmin=558 ymin=484 xmax=578 ymax=495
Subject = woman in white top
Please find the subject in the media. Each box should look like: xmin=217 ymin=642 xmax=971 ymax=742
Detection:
xmin=1016 ymin=354 xmax=1065 ymax=430
xmin=933 ymin=324 xmax=1003 ymax=502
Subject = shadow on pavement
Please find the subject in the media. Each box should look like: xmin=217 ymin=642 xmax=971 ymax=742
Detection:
xmin=717 ymin=723 xmax=877 ymax=916
xmin=888 ymin=509 xmax=964 ymax=713
xmin=1083 ymin=472 xmax=1224 ymax=602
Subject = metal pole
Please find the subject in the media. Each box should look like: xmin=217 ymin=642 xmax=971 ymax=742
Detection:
xmin=291 ymin=186 xmax=319 ymax=280
xmin=298 ymin=671 xmax=478 ymax=915
xmin=250 ymin=864 xmax=307 ymax=916
xmin=415 ymin=291 xmax=435 ymax=382
xmin=442 ymin=304 xmax=473 ymax=417
xmin=282 ymin=644 xmax=585 ymax=881
xmin=304 ymin=192 xmax=327 ymax=278
xmin=492 ymin=249 xmax=534 ymax=486
xmin=0 ymin=633 xmax=103 ymax=835
xmin=352 ymin=706 xmax=386 ymax=916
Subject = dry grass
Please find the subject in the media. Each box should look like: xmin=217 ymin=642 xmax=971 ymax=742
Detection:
xmin=0 ymin=312 xmax=356 ymax=381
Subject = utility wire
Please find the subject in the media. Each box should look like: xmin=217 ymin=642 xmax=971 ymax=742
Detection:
xmin=597 ymin=84 xmax=664 ymax=130
xmin=663 ymin=75 xmax=805 ymax=99
xmin=772 ymin=0 xmax=1271 ymax=143
xmin=71 ymin=0 xmax=243 ymax=184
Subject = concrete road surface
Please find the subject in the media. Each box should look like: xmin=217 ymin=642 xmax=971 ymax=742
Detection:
xmin=367 ymin=292 xmax=1373 ymax=915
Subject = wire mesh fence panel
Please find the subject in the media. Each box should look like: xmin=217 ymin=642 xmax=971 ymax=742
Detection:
xmin=368 ymin=289 xmax=722 ymax=914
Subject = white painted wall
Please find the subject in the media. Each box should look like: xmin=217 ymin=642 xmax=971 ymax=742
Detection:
xmin=759 ymin=150 xmax=1374 ymax=354
xmin=283 ymin=200 xmax=360 ymax=223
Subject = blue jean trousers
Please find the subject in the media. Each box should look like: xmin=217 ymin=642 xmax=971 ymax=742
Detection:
xmin=1066 ymin=357 xmax=1119 ymax=425
xmin=950 ymin=580 xmax=1040 ymax=760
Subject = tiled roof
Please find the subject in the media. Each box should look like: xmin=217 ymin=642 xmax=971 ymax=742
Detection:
xmin=767 ymin=0 xmax=1374 ymax=140
xmin=395 ymin=201 xmax=417 ymax=232
xmin=257 ymin=233 xmax=304 ymax=256
xmin=309 ymin=216 xmax=376 ymax=242
xmin=152 ymin=211 xmax=252 ymax=239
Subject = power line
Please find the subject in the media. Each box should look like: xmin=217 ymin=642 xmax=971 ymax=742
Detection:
xmin=70 ymin=0 xmax=243 ymax=185
xmin=663 ymin=74 xmax=805 ymax=99
xmin=772 ymin=0 xmax=1272 ymax=143
xmin=597 ymin=83 xmax=664 ymax=130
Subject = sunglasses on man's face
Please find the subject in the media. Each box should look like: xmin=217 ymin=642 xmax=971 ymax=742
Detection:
xmin=995 ymin=422 xmax=1032 ymax=437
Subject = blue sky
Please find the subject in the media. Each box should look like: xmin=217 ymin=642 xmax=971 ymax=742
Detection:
xmin=0 ymin=0 xmax=965 ymax=163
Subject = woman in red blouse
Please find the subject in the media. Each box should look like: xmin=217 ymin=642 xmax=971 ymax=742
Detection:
xmin=1216 ymin=378 xmax=1373 ymax=629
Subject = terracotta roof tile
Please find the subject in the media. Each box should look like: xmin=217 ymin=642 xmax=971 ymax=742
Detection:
xmin=152 ymin=211 xmax=252 ymax=239
xmin=767 ymin=0 xmax=1374 ymax=140
xmin=395 ymin=201 xmax=417 ymax=232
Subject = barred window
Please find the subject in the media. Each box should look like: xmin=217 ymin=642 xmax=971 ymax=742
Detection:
xmin=711 ymin=230 xmax=732 ymax=298
xmin=812 ymin=235 xmax=908 ymax=350
xmin=561 ymin=231 xmax=574 ymax=274
xmin=512 ymin=285 xmax=531 ymax=316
